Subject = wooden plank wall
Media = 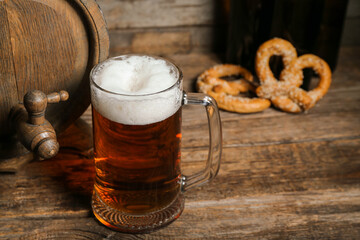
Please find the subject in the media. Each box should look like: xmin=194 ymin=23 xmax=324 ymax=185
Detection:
xmin=96 ymin=0 xmax=359 ymax=57
xmin=96 ymin=0 xmax=228 ymax=56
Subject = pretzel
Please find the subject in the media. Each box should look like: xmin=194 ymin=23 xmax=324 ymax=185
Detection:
xmin=255 ymin=38 xmax=332 ymax=113
xmin=197 ymin=64 xmax=271 ymax=113
xmin=256 ymin=38 xmax=302 ymax=87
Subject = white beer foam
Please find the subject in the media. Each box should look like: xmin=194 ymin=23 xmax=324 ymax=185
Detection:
xmin=91 ymin=55 xmax=182 ymax=125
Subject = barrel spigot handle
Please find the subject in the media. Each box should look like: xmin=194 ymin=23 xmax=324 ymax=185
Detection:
xmin=24 ymin=90 xmax=69 ymax=125
xmin=11 ymin=90 xmax=69 ymax=159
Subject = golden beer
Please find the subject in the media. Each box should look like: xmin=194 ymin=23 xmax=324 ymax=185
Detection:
xmin=92 ymin=107 xmax=182 ymax=214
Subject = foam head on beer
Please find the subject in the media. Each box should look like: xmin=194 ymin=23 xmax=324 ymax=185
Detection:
xmin=91 ymin=55 xmax=182 ymax=125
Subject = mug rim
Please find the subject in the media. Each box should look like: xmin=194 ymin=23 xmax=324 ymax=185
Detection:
xmin=90 ymin=54 xmax=183 ymax=97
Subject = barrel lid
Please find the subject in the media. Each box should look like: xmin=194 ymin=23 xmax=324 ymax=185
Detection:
xmin=0 ymin=0 xmax=109 ymax=135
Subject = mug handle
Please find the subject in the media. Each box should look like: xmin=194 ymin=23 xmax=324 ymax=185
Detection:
xmin=181 ymin=91 xmax=222 ymax=191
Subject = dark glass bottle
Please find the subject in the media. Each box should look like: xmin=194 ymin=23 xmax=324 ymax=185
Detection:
xmin=226 ymin=0 xmax=348 ymax=89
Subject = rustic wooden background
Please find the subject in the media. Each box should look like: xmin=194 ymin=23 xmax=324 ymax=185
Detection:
xmin=1 ymin=0 xmax=360 ymax=239
xmin=96 ymin=0 xmax=229 ymax=56
xmin=2 ymin=45 xmax=359 ymax=239
xmin=95 ymin=0 xmax=359 ymax=58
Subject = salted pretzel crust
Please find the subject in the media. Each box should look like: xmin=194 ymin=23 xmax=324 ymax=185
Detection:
xmin=197 ymin=64 xmax=271 ymax=113
xmin=256 ymin=38 xmax=302 ymax=87
xmin=255 ymin=38 xmax=332 ymax=113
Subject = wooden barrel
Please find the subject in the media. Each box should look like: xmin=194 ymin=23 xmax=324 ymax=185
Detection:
xmin=0 ymin=0 xmax=109 ymax=167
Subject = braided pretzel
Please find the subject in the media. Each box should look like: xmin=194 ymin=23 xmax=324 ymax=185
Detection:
xmin=197 ymin=64 xmax=271 ymax=113
xmin=255 ymin=38 xmax=332 ymax=113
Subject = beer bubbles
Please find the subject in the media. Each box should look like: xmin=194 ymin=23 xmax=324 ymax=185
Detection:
xmin=90 ymin=55 xmax=183 ymax=125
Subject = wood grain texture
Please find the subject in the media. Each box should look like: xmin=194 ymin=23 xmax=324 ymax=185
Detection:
xmin=98 ymin=0 xmax=229 ymax=55
xmin=96 ymin=0 xmax=356 ymax=37
xmin=0 ymin=0 xmax=109 ymax=135
xmin=0 ymin=0 xmax=109 ymax=166
xmin=0 ymin=2 xmax=18 ymax=137
xmin=0 ymin=47 xmax=359 ymax=238
xmin=96 ymin=0 xmax=216 ymax=29
xmin=131 ymin=32 xmax=191 ymax=55
xmin=1 ymin=138 xmax=359 ymax=239
xmin=109 ymin=26 xmax=227 ymax=56
xmin=6 ymin=0 xmax=81 ymax=100
xmin=99 ymin=0 xmax=357 ymax=59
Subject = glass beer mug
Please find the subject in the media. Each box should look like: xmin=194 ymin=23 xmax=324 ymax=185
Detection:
xmin=90 ymin=54 xmax=222 ymax=233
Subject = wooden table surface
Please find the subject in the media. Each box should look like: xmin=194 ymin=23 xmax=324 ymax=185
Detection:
xmin=1 ymin=47 xmax=360 ymax=239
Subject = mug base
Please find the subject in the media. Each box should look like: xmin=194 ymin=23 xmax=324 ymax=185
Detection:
xmin=92 ymin=190 xmax=185 ymax=233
